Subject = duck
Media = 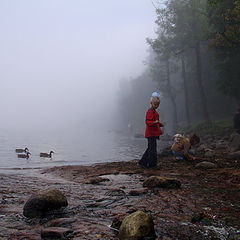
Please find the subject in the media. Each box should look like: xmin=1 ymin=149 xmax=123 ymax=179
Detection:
xmin=40 ymin=151 xmax=54 ymax=158
xmin=15 ymin=147 xmax=29 ymax=153
xmin=18 ymin=152 xmax=31 ymax=159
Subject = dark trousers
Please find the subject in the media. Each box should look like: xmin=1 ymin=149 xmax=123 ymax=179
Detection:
xmin=139 ymin=137 xmax=157 ymax=168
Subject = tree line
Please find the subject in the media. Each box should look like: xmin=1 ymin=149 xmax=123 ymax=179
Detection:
xmin=117 ymin=0 xmax=240 ymax=133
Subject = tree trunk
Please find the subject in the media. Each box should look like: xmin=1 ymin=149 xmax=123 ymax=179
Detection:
xmin=181 ymin=55 xmax=191 ymax=127
xmin=189 ymin=0 xmax=210 ymax=122
xmin=195 ymin=42 xmax=210 ymax=122
xmin=166 ymin=60 xmax=178 ymax=130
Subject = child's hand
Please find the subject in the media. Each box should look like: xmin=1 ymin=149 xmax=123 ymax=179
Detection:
xmin=154 ymin=120 xmax=159 ymax=124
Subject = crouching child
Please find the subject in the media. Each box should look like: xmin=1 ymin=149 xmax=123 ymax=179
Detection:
xmin=171 ymin=133 xmax=200 ymax=160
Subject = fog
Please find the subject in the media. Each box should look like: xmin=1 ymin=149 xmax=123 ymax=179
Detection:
xmin=0 ymin=0 xmax=156 ymax=131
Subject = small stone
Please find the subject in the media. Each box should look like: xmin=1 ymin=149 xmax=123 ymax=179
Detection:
xmin=105 ymin=188 xmax=126 ymax=196
xmin=204 ymin=150 xmax=214 ymax=158
xmin=215 ymin=142 xmax=227 ymax=149
xmin=229 ymin=133 xmax=240 ymax=152
xmin=129 ymin=189 xmax=148 ymax=196
xmin=143 ymin=176 xmax=181 ymax=189
xmin=228 ymin=151 xmax=240 ymax=159
xmin=83 ymin=177 xmax=109 ymax=184
xmin=196 ymin=144 xmax=206 ymax=152
xmin=45 ymin=218 xmax=76 ymax=228
xmin=195 ymin=161 xmax=217 ymax=169
xmin=41 ymin=227 xmax=73 ymax=239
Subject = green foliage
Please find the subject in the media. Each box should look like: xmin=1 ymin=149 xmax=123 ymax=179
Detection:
xmin=207 ymin=0 xmax=240 ymax=102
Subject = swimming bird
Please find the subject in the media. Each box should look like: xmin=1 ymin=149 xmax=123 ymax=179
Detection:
xmin=40 ymin=151 xmax=54 ymax=158
xmin=15 ymin=147 xmax=29 ymax=153
xmin=18 ymin=152 xmax=30 ymax=159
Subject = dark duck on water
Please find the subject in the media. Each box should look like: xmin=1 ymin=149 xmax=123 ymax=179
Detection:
xmin=15 ymin=147 xmax=29 ymax=153
xmin=40 ymin=151 xmax=54 ymax=158
xmin=18 ymin=152 xmax=30 ymax=159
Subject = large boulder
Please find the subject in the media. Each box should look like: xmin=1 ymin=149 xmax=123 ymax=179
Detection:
xmin=195 ymin=161 xmax=217 ymax=169
xmin=143 ymin=176 xmax=181 ymax=189
xmin=118 ymin=211 xmax=155 ymax=240
xmin=23 ymin=189 xmax=68 ymax=218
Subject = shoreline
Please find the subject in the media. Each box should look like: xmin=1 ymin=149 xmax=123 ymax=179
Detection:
xmin=0 ymin=146 xmax=240 ymax=239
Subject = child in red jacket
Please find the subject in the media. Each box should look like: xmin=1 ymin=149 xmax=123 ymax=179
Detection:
xmin=139 ymin=92 xmax=164 ymax=168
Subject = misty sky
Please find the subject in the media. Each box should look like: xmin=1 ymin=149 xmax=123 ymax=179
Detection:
xmin=0 ymin=0 xmax=157 ymax=130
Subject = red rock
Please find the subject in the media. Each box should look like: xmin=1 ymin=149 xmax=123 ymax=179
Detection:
xmin=41 ymin=227 xmax=73 ymax=239
xmin=45 ymin=218 xmax=76 ymax=228
xmin=143 ymin=176 xmax=181 ymax=189
xmin=129 ymin=188 xmax=148 ymax=196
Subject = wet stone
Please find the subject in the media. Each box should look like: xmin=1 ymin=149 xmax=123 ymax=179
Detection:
xmin=23 ymin=189 xmax=68 ymax=219
xmin=204 ymin=150 xmax=215 ymax=158
xmin=105 ymin=188 xmax=126 ymax=196
xmin=41 ymin=227 xmax=73 ymax=239
xmin=83 ymin=177 xmax=109 ymax=184
xmin=143 ymin=176 xmax=181 ymax=189
xmin=195 ymin=161 xmax=217 ymax=169
xmin=118 ymin=210 xmax=155 ymax=240
xmin=229 ymin=133 xmax=240 ymax=152
xmin=228 ymin=151 xmax=240 ymax=159
xmin=128 ymin=188 xmax=148 ymax=196
xmin=45 ymin=218 xmax=76 ymax=228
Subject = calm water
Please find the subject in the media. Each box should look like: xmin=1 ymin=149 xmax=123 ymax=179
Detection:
xmin=0 ymin=128 xmax=168 ymax=170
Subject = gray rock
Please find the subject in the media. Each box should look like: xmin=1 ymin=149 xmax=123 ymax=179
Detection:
xmin=196 ymin=144 xmax=206 ymax=152
xmin=215 ymin=140 xmax=227 ymax=149
xmin=195 ymin=161 xmax=217 ymax=169
xmin=228 ymin=233 xmax=240 ymax=240
xmin=118 ymin=211 xmax=155 ymax=240
xmin=204 ymin=150 xmax=214 ymax=158
xmin=227 ymin=151 xmax=240 ymax=159
xmin=23 ymin=189 xmax=68 ymax=219
xmin=229 ymin=133 xmax=240 ymax=152
xmin=143 ymin=176 xmax=181 ymax=189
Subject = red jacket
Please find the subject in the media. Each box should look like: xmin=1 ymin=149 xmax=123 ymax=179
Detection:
xmin=145 ymin=108 xmax=163 ymax=138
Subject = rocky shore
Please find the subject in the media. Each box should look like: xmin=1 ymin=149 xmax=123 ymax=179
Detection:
xmin=0 ymin=133 xmax=240 ymax=239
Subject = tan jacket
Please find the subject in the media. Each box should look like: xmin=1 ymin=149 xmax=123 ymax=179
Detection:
xmin=171 ymin=137 xmax=191 ymax=156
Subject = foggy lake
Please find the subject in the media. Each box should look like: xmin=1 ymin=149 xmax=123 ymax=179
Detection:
xmin=0 ymin=128 xmax=168 ymax=170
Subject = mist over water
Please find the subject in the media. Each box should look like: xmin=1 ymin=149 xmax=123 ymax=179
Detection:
xmin=0 ymin=1 xmax=157 ymax=169
xmin=0 ymin=128 xmax=168 ymax=170
xmin=0 ymin=0 xmax=156 ymax=131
